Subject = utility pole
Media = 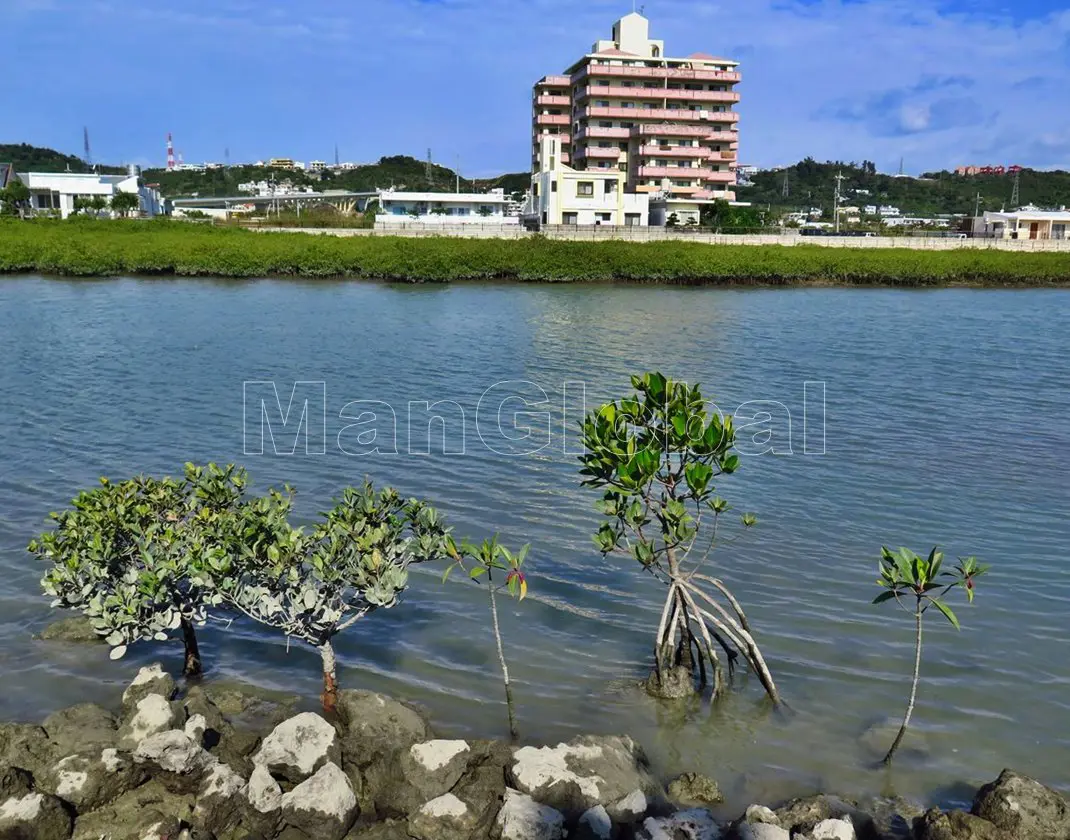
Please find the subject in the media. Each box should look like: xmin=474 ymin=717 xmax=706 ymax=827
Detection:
xmin=833 ymin=171 xmax=846 ymax=234
xmin=426 ymin=148 xmax=434 ymax=189
xmin=455 ymin=154 xmax=461 ymax=194
xmin=782 ymin=172 xmax=790 ymax=198
xmin=83 ymin=126 xmax=92 ymax=167
xmin=1010 ymin=171 xmax=1021 ymax=208
xmin=974 ymin=191 xmax=982 ymax=219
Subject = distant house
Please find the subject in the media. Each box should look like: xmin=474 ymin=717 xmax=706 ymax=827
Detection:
xmin=976 ymin=208 xmax=1070 ymax=240
xmin=20 ymin=170 xmax=165 ymax=218
xmin=376 ymin=188 xmax=517 ymax=225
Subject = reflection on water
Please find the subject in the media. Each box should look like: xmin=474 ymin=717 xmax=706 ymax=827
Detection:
xmin=0 ymin=277 xmax=1068 ymax=812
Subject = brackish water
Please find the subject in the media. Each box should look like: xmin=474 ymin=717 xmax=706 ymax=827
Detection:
xmin=1 ymin=276 xmax=1067 ymax=813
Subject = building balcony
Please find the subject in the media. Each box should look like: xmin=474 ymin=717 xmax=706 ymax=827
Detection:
xmin=536 ymin=75 xmax=571 ymax=88
xmin=581 ymin=147 xmax=623 ymax=159
xmin=535 ymin=95 xmax=571 ymax=107
xmin=634 ymin=125 xmax=738 ymax=141
xmin=536 ymin=114 xmax=571 ymax=126
xmin=576 ymin=86 xmax=740 ymax=104
xmin=637 ymin=144 xmax=713 ymax=158
xmin=637 ymin=166 xmax=736 ymax=182
xmin=572 ymin=64 xmax=741 ymax=85
xmin=576 ymin=126 xmax=631 ymax=140
xmin=582 ymin=106 xmax=739 ymax=123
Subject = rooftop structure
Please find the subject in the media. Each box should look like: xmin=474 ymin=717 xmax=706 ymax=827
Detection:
xmin=976 ymin=208 xmax=1070 ymax=240
xmin=532 ymin=12 xmax=740 ymax=203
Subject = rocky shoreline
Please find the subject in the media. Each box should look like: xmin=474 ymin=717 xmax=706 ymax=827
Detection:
xmin=1 ymin=663 xmax=1067 ymax=840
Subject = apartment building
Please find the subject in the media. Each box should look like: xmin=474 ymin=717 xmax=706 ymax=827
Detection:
xmin=532 ymin=12 xmax=740 ymax=208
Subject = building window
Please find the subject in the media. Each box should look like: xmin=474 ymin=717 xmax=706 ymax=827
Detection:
xmin=618 ymin=163 xmax=628 ymax=172
xmin=652 ymin=46 xmax=661 ymax=57
xmin=596 ymin=212 xmax=612 ymax=222
xmin=604 ymin=181 xmax=616 ymax=194
xmin=625 ymin=213 xmax=641 ymax=226
xmin=577 ymin=181 xmax=594 ymax=197
xmin=457 ymin=208 xmax=470 ymax=216
xmin=599 ymin=121 xmax=612 ymax=128
xmin=479 ymin=206 xmax=494 ymax=215
xmin=563 ymin=212 xmax=578 ymax=225
xmin=597 ymin=100 xmax=610 ymax=107
xmin=551 ymin=180 xmax=558 ymax=192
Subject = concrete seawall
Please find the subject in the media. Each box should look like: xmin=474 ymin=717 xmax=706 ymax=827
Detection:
xmin=252 ymin=224 xmax=1070 ymax=251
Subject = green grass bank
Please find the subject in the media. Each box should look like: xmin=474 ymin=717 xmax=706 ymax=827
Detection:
xmin=2 ymin=219 xmax=1070 ymax=285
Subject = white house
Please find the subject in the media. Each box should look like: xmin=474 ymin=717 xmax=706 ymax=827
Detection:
xmin=19 ymin=170 xmax=165 ymax=219
xmin=375 ymin=189 xmax=517 ymax=225
xmin=525 ymin=136 xmax=649 ymax=227
xmin=975 ymin=208 xmax=1070 ymax=240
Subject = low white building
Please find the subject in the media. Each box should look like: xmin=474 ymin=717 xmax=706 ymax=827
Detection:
xmin=19 ymin=170 xmax=165 ymax=219
xmin=975 ymin=208 xmax=1070 ymax=240
xmin=525 ymin=137 xmax=649 ymax=227
xmin=375 ymin=189 xmax=517 ymax=225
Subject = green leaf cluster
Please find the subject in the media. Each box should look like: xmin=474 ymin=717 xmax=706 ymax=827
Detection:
xmin=873 ymin=546 xmax=990 ymax=628
xmin=30 ymin=463 xmax=251 ymax=659
xmin=442 ymin=534 xmax=530 ymax=601
xmin=580 ymin=372 xmax=750 ymax=574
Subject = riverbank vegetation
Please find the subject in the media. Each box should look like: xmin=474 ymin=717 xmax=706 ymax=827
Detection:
xmin=2 ymin=219 xmax=1070 ymax=284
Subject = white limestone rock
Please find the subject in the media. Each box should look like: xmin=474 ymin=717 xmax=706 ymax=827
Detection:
xmin=245 ymin=764 xmax=283 ymax=814
xmin=253 ymin=711 xmax=340 ymax=783
xmin=118 ymin=694 xmax=177 ymax=751
xmin=638 ymin=808 xmax=722 ymax=840
xmin=738 ymin=823 xmax=791 ymax=840
xmin=122 ymin=663 xmax=177 ymax=711
xmin=38 ymin=749 xmax=145 ymax=811
xmin=812 ymin=817 xmax=856 ymax=840
xmin=408 ymin=792 xmax=481 ymax=840
xmin=280 ymin=761 xmax=358 ymax=840
xmin=509 ymin=735 xmax=661 ymax=816
xmin=609 ymin=788 xmax=650 ymax=823
xmin=497 ymin=788 xmax=566 ymax=840
xmin=576 ymin=804 xmax=613 ymax=840
xmin=0 ymin=792 xmax=73 ymax=839
xmin=132 ymin=730 xmax=206 ymax=775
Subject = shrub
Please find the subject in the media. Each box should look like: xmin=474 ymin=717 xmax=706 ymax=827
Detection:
xmin=225 ymin=482 xmax=452 ymax=713
xmin=30 ymin=463 xmax=252 ymax=675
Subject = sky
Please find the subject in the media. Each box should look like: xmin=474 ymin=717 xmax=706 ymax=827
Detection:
xmin=2 ymin=0 xmax=1069 ymax=176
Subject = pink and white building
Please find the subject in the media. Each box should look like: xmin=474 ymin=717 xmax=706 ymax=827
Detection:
xmin=532 ymin=11 xmax=740 ymax=222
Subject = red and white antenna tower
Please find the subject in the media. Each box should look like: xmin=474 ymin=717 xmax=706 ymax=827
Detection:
xmin=166 ymin=133 xmax=176 ymax=171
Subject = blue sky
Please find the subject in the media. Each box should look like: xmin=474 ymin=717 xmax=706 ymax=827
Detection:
xmin=3 ymin=0 xmax=1069 ymax=175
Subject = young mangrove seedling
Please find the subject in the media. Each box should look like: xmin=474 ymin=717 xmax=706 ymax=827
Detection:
xmin=873 ymin=546 xmax=988 ymax=765
xmin=443 ymin=535 xmax=529 ymax=741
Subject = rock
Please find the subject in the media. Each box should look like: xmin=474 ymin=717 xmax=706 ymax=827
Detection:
xmin=37 ymin=616 xmax=103 ymax=643
xmin=37 ymin=749 xmax=146 ymax=811
xmin=70 ymin=778 xmax=195 ymax=840
xmin=184 ymin=713 xmax=208 ymax=746
xmin=637 ymin=808 xmax=722 ymax=840
xmin=118 ymin=695 xmax=178 ymax=751
xmin=858 ymin=719 xmax=929 ymax=762
xmin=645 ymin=665 xmax=697 ymax=699
xmin=204 ymin=681 xmax=300 ymax=733
xmin=43 ymin=704 xmax=118 ymax=753
xmin=811 ymin=817 xmax=856 ymax=840
xmin=508 ymin=735 xmax=662 ymax=817
xmin=773 ymin=795 xmax=877 ymax=839
xmin=215 ymin=726 xmax=261 ymax=778
xmin=737 ymin=824 xmax=789 ymax=840
xmin=669 ymin=772 xmax=725 ymax=808
xmin=861 ymin=796 xmax=923 ymax=840
xmin=183 ymin=685 xmax=228 ymax=749
xmin=190 ymin=759 xmax=257 ymax=839
xmin=0 ymin=792 xmax=72 ymax=839
xmin=407 ymin=792 xmax=481 ymax=840
xmin=253 ymin=712 xmax=341 ymax=785
xmin=448 ymin=742 xmax=511 ymax=835
xmin=576 ymin=805 xmax=613 ymax=840
xmin=121 ymin=663 xmax=177 ymax=712
xmin=496 ymin=788 xmax=566 ymax=840
xmin=336 ymin=690 xmax=432 ymax=771
xmin=0 ymin=725 xmax=56 ymax=779
xmin=280 ymin=762 xmax=358 ymax=840
xmin=0 ymin=767 xmax=32 ymax=801
xmin=343 ymin=819 xmax=412 ymax=839
xmin=914 ymin=808 xmax=1008 ymax=840
xmin=246 ymin=764 xmax=283 ymax=814
xmin=971 ymin=769 xmax=1070 ymax=840
xmin=133 ymin=730 xmax=207 ymax=776
xmin=745 ymin=805 xmax=779 ymax=825
xmin=368 ymin=739 xmax=473 ymax=818
xmin=608 ymin=788 xmax=648 ymax=824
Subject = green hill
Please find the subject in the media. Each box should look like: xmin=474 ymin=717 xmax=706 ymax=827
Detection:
xmin=739 ymin=158 xmax=1070 ymax=218
xmin=0 ymin=143 xmax=125 ymax=175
